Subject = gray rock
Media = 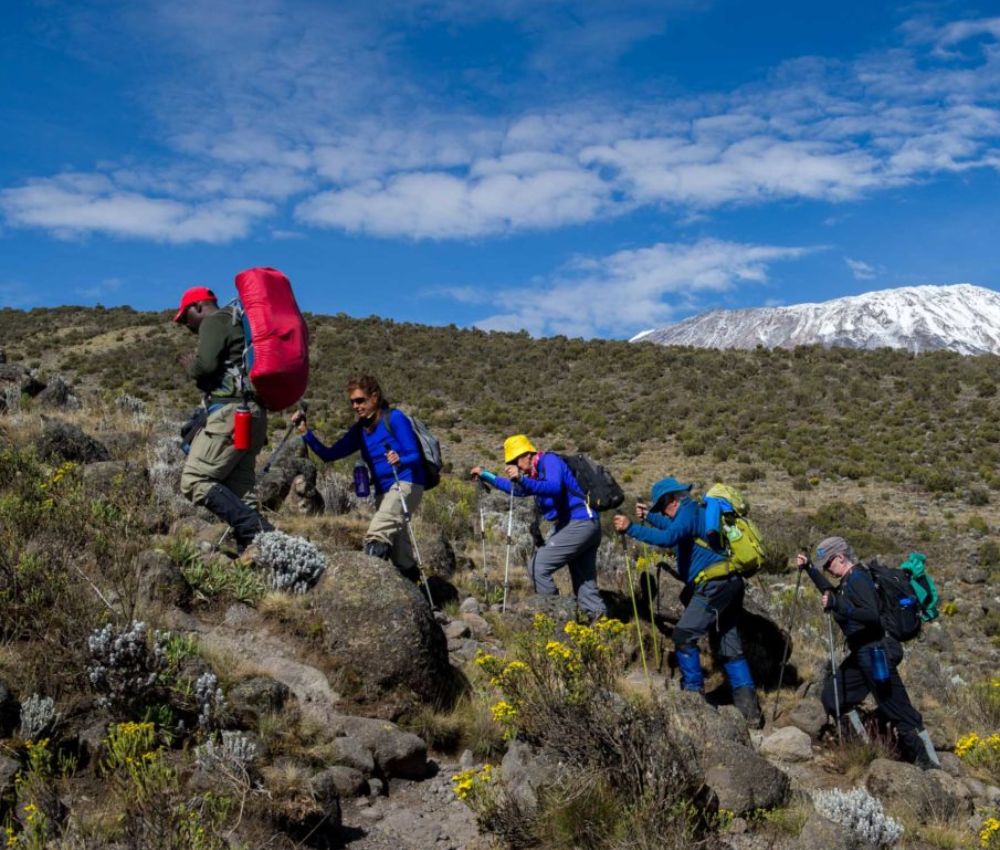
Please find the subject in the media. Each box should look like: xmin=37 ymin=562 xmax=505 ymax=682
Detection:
xmin=779 ymin=697 xmax=828 ymax=740
xmin=459 ymin=597 xmax=481 ymax=615
xmin=667 ymin=689 xmax=751 ymax=749
xmin=36 ymin=376 xmax=78 ymax=409
xmin=792 ymin=813 xmax=855 ymax=850
xmin=258 ymin=451 xmax=320 ymax=512
xmin=368 ymin=777 xmax=385 ymax=797
xmin=864 ymin=758 xmax=972 ymax=822
xmin=421 ymin=533 xmax=457 ymax=578
xmin=458 ymin=749 xmax=475 ymax=769
xmin=136 ymin=549 xmax=192 ymax=610
xmin=73 ymin=719 xmax=110 ymax=770
xmin=35 ymin=419 xmax=110 ymax=464
xmin=500 ymin=739 xmax=565 ymax=815
xmin=318 ymin=765 xmax=368 ymax=798
xmin=328 ymin=735 xmax=376 ymax=775
xmin=312 ymin=552 xmax=459 ymax=714
xmin=965 ymin=568 xmax=988 ymax=585
xmin=330 ymin=716 xmax=427 ymax=780
xmin=0 ymin=755 xmax=19 ymax=801
xmin=444 ymin=620 xmax=471 ymax=641
xmin=460 ymin=612 xmax=492 ymax=638
xmin=701 ymin=739 xmax=790 ymax=815
xmin=760 ymin=726 xmax=813 ymax=763
xmin=228 ymin=676 xmax=290 ymax=728
xmin=0 ymin=681 xmax=18 ymax=737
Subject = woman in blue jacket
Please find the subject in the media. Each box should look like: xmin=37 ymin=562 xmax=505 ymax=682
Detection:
xmin=293 ymin=375 xmax=425 ymax=580
xmin=471 ymin=434 xmax=606 ymax=620
xmin=613 ymin=477 xmax=762 ymax=726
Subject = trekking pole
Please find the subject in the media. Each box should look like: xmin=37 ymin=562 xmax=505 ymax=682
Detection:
xmin=388 ymin=459 xmax=435 ymax=610
xmin=619 ymin=532 xmax=650 ymax=686
xmin=477 ymin=479 xmax=490 ymax=597
xmin=826 ymin=610 xmax=842 ymax=744
xmin=771 ymin=567 xmax=803 ymax=722
xmin=501 ymin=486 xmax=514 ymax=613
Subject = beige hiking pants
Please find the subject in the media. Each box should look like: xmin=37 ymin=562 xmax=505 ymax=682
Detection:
xmin=180 ymin=401 xmax=268 ymax=505
xmin=366 ymin=481 xmax=424 ymax=568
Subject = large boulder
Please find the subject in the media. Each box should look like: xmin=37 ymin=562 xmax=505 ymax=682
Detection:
xmin=257 ymin=448 xmax=320 ymax=512
xmin=328 ymin=715 xmax=427 ymax=780
xmin=792 ymin=813 xmax=856 ymax=850
xmin=760 ymin=726 xmax=813 ymax=763
xmin=864 ymin=758 xmax=973 ymax=823
xmin=136 ymin=549 xmax=192 ymax=610
xmin=228 ymin=677 xmax=290 ymax=728
xmin=36 ymin=376 xmax=78 ymax=409
xmin=778 ymin=697 xmax=828 ymax=740
xmin=311 ymin=551 xmax=459 ymax=716
xmin=35 ymin=419 xmax=110 ymax=464
xmin=701 ymin=738 xmax=790 ymax=815
xmin=739 ymin=601 xmax=791 ymax=689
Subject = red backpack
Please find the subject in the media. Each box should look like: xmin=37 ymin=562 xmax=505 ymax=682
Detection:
xmin=234 ymin=267 xmax=309 ymax=411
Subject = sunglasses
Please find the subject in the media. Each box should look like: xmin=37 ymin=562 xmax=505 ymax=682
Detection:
xmin=349 ymin=396 xmax=369 ymax=406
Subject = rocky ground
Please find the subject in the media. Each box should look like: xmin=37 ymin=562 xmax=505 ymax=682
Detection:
xmin=1 ymin=359 xmax=999 ymax=849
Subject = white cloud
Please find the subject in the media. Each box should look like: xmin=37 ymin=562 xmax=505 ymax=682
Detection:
xmin=0 ymin=174 xmax=273 ymax=243
xmin=845 ymin=257 xmax=878 ymax=280
xmin=462 ymin=238 xmax=813 ymax=337
xmin=3 ymin=3 xmax=1000 ymax=242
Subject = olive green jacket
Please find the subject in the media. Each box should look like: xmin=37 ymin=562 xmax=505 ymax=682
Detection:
xmin=189 ymin=306 xmax=245 ymax=400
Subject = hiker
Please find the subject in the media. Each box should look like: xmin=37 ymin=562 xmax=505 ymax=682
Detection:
xmin=173 ymin=286 xmax=273 ymax=550
xmin=470 ymin=435 xmax=607 ymax=621
xmin=292 ymin=375 xmax=425 ymax=581
xmin=796 ymin=538 xmax=940 ymax=769
xmin=612 ymin=477 xmax=763 ymax=726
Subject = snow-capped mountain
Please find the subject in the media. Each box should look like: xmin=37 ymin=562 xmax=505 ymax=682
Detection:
xmin=630 ymin=284 xmax=1000 ymax=355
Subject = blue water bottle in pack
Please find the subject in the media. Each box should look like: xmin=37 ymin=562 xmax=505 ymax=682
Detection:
xmin=353 ymin=460 xmax=371 ymax=499
xmin=870 ymin=644 xmax=890 ymax=684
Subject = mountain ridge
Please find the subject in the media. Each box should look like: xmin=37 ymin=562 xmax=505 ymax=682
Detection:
xmin=631 ymin=283 xmax=1000 ymax=355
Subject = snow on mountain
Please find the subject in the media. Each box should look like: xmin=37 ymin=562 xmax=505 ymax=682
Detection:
xmin=631 ymin=284 xmax=1000 ymax=355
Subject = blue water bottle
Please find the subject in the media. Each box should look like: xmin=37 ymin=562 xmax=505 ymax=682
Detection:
xmin=353 ymin=460 xmax=371 ymax=499
xmin=871 ymin=645 xmax=890 ymax=684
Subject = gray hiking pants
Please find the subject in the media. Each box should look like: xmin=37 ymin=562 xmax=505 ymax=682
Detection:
xmin=673 ymin=575 xmax=746 ymax=660
xmin=528 ymin=519 xmax=606 ymax=619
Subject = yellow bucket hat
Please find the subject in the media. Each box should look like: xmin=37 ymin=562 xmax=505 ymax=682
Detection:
xmin=503 ymin=434 xmax=537 ymax=463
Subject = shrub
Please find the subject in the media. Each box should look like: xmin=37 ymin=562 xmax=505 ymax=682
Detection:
xmin=813 ymin=787 xmax=903 ymax=848
xmin=955 ymin=732 xmax=1000 ymax=781
xmin=87 ymin=621 xmax=168 ymax=716
xmin=17 ymin=694 xmax=57 ymax=741
xmin=254 ymin=531 xmax=326 ymax=594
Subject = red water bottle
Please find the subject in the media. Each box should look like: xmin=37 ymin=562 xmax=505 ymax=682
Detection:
xmin=232 ymin=405 xmax=252 ymax=450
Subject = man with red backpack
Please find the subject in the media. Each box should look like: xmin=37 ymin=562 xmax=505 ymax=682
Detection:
xmin=173 ymin=286 xmax=273 ymax=550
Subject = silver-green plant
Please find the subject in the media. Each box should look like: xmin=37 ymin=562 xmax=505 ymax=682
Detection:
xmin=254 ymin=530 xmax=326 ymax=594
xmin=194 ymin=672 xmax=226 ymax=730
xmin=87 ymin=621 xmax=168 ymax=713
xmin=813 ymin=787 xmax=903 ymax=848
xmin=195 ymin=730 xmax=258 ymax=776
xmin=18 ymin=693 xmax=57 ymax=740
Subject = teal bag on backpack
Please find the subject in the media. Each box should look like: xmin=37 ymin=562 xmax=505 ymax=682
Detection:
xmin=899 ymin=552 xmax=940 ymax=622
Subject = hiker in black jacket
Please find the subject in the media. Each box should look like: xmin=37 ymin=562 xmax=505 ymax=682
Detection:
xmin=797 ymin=536 xmax=940 ymax=769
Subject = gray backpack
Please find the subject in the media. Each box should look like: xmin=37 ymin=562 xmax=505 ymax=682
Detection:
xmin=384 ymin=409 xmax=443 ymax=490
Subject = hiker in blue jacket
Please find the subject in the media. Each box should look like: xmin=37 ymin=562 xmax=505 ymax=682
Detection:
xmin=613 ymin=477 xmax=763 ymax=726
xmin=797 ymin=537 xmax=940 ymax=769
xmin=471 ymin=434 xmax=607 ymax=620
xmin=292 ymin=374 xmax=425 ymax=580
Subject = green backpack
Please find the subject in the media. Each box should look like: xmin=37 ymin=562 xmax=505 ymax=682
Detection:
xmin=899 ymin=552 xmax=940 ymax=622
xmin=696 ymin=483 xmax=767 ymax=579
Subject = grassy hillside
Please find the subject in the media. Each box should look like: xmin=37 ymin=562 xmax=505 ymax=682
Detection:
xmin=3 ymin=306 xmax=999 ymax=498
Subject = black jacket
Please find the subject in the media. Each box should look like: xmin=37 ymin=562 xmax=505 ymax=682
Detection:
xmin=806 ymin=562 xmax=884 ymax=650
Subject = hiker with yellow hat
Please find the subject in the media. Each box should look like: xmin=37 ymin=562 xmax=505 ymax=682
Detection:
xmin=471 ymin=435 xmax=606 ymax=620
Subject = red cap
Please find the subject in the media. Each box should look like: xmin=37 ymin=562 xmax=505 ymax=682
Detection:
xmin=172 ymin=286 xmax=217 ymax=323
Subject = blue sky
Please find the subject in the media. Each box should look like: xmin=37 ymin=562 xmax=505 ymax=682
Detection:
xmin=1 ymin=0 xmax=999 ymax=338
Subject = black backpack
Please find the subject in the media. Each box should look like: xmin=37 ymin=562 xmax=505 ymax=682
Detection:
xmin=866 ymin=561 xmax=923 ymax=642
xmin=553 ymin=453 xmax=624 ymax=513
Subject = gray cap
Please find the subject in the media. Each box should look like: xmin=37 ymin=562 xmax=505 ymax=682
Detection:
xmin=814 ymin=536 xmax=850 ymax=569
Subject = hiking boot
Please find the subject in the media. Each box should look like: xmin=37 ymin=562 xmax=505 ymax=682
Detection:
xmin=202 ymin=484 xmax=274 ymax=551
xmin=363 ymin=540 xmax=392 ymax=561
xmin=733 ymin=686 xmax=764 ymax=729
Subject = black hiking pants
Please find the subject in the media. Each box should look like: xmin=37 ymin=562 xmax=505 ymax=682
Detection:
xmin=822 ymin=638 xmax=925 ymax=754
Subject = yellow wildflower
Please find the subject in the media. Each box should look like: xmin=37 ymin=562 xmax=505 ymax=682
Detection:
xmin=491 ymin=701 xmax=518 ymax=724
xmin=981 ymin=817 xmax=1000 ymax=849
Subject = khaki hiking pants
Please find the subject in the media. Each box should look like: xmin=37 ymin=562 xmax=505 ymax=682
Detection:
xmin=367 ymin=481 xmax=423 ymax=569
xmin=181 ymin=401 xmax=268 ymax=506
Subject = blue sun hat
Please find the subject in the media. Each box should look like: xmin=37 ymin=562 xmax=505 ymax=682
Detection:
xmin=650 ymin=476 xmax=693 ymax=511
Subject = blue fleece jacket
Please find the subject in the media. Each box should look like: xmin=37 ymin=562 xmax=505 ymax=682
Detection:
xmin=302 ymin=408 xmax=426 ymax=494
xmin=625 ymin=498 xmax=727 ymax=585
xmin=484 ymin=452 xmax=594 ymax=528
